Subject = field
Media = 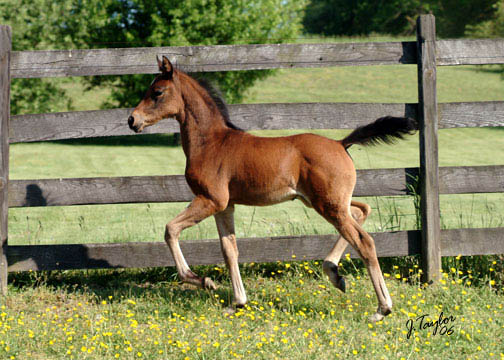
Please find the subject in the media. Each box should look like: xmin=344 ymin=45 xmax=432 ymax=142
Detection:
xmin=3 ymin=36 xmax=504 ymax=359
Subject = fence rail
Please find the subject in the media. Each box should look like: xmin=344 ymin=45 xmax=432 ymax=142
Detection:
xmin=9 ymin=39 xmax=504 ymax=79
xmin=6 ymin=228 xmax=504 ymax=272
xmin=1 ymin=15 xmax=504 ymax=294
xmin=8 ymin=165 xmax=504 ymax=208
xmin=9 ymin=101 xmax=504 ymax=143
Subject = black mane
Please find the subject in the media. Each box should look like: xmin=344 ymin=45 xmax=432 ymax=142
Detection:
xmin=196 ymin=78 xmax=243 ymax=131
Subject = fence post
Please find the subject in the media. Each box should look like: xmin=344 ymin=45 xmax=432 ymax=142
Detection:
xmin=416 ymin=15 xmax=441 ymax=283
xmin=0 ymin=25 xmax=11 ymax=295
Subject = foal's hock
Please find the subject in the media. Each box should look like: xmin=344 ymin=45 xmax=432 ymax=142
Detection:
xmin=128 ymin=56 xmax=417 ymax=322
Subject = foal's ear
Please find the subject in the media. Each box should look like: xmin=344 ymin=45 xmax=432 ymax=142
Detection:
xmin=157 ymin=56 xmax=174 ymax=78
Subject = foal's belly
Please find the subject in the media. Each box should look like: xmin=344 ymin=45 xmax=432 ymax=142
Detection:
xmin=230 ymin=187 xmax=296 ymax=206
xmin=229 ymin=182 xmax=311 ymax=207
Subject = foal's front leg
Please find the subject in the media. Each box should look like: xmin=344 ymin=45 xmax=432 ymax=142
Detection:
xmin=214 ymin=206 xmax=247 ymax=307
xmin=165 ymin=195 xmax=222 ymax=289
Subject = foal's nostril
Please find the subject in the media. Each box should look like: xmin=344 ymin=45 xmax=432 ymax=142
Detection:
xmin=128 ymin=116 xmax=135 ymax=128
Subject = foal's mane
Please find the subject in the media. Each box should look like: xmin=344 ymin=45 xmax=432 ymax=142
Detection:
xmin=194 ymin=78 xmax=242 ymax=131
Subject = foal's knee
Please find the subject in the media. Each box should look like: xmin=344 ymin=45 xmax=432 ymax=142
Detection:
xmin=164 ymin=223 xmax=180 ymax=243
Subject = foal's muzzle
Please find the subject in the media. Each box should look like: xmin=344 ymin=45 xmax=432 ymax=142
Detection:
xmin=128 ymin=115 xmax=135 ymax=129
xmin=128 ymin=115 xmax=141 ymax=133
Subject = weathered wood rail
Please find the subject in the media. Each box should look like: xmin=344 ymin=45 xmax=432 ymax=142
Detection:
xmin=1 ymin=15 xmax=503 ymax=293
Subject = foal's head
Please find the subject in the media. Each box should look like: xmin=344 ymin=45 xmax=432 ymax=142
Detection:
xmin=128 ymin=56 xmax=183 ymax=133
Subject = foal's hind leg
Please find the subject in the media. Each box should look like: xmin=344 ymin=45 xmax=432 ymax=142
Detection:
xmin=165 ymin=196 xmax=223 ymax=289
xmin=214 ymin=205 xmax=247 ymax=307
xmin=323 ymin=201 xmax=371 ymax=293
xmin=319 ymin=205 xmax=392 ymax=322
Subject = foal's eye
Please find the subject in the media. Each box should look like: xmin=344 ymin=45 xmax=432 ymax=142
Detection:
xmin=151 ymin=90 xmax=163 ymax=100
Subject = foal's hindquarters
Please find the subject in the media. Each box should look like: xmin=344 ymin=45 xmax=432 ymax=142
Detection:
xmin=291 ymin=135 xmax=393 ymax=322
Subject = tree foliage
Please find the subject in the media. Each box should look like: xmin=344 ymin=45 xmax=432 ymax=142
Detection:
xmin=303 ymin=0 xmax=422 ymax=36
xmin=303 ymin=0 xmax=500 ymax=38
xmin=1 ymin=0 xmax=306 ymax=114
xmin=65 ymin=0 xmax=307 ymax=106
xmin=466 ymin=0 xmax=504 ymax=37
xmin=0 ymin=0 xmax=75 ymax=114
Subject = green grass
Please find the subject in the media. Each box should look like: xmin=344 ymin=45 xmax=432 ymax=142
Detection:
xmin=3 ymin=35 xmax=504 ymax=359
xmin=243 ymin=65 xmax=504 ymax=104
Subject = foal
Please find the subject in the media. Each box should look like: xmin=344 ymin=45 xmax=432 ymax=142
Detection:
xmin=128 ymin=56 xmax=417 ymax=322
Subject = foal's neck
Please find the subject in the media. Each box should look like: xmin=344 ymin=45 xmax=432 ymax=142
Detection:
xmin=177 ymin=73 xmax=229 ymax=159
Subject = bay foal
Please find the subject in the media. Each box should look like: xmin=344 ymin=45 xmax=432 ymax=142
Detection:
xmin=128 ymin=56 xmax=417 ymax=322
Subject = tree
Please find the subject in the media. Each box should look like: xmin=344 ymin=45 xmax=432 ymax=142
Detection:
xmin=1 ymin=0 xmax=306 ymax=114
xmin=303 ymin=0 xmax=500 ymax=38
xmin=64 ymin=0 xmax=307 ymax=106
xmin=466 ymin=0 xmax=504 ymax=38
xmin=433 ymin=0 xmax=500 ymax=37
xmin=0 ymin=0 xmax=75 ymax=115
xmin=303 ymin=0 xmax=424 ymax=36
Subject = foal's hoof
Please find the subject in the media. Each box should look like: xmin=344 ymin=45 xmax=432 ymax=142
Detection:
xmin=369 ymin=306 xmax=392 ymax=323
xmin=322 ymin=261 xmax=346 ymax=293
xmin=223 ymin=304 xmax=245 ymax=316
xmin=337 ymin=276 xmax=346 ymax=293
xmin=203 ymin=277 xmax=217 ymax=290
xmin=223 ymin=307 xmax=236 ymax=316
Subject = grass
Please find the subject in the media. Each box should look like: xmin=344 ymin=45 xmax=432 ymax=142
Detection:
xmin=1 ymin=260 xmax=503 ymax=359
xmin=3 ymin=35 xmax=504 ymax=359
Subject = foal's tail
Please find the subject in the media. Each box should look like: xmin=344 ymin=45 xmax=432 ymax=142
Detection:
xmin=341 ymin=116 xmax=418 ymax=149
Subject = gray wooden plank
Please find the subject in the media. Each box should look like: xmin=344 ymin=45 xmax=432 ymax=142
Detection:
xmin=439 ymin=166 xmax=504 ymax=194
xmin=9 ymin=169 xmax=416 ymax=208
xmin=438 ymin=102 xmax=504 ymax=128
xmin=0 ymin=25 xmax=10 ymax=295
xmin=8 ymin=165 xmax=503 ymax=208
xmin=10 ymin=38 xmax=504 ymax=79
xmin=441 ymin=228 xmax=504 ymax=256
xmin=9 ymin=175 xmax=193 ymax=207
xmin=6 ymin=227 xmax=504 ymax=272
xmin=11 ymin=42 xmax=418 ymax=79
xmin=417 ymin=15 xmax=442 ymax=283
xmin=10 ymin=103 xmax=417 ymax=143
xmin=437 ymin=39 xmax=504 ymax=66
xmin=10 ymin=100 xmax=504 ymax=144
xmin=6 ymin=230 xmax=421 ymax=271
xmin=10 ymin=108 xmax=147 ymax=143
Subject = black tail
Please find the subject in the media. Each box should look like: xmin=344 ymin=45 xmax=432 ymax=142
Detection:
xmin=341 ymin=116 xmax=418 ymax=149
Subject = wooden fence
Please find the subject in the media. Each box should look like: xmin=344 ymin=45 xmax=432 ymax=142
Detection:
xmin=1 ymin=15 xmax=504 ymax=294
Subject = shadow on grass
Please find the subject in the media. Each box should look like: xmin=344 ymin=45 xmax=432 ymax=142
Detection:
xmin=49 ymin=133 xmax=181 ymax=147
xmin=8 ymin=266 xmax=237 ymax=311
